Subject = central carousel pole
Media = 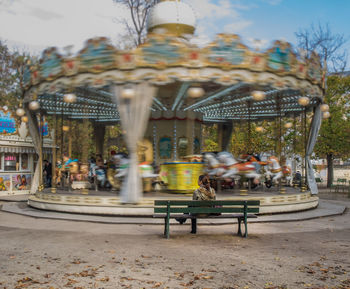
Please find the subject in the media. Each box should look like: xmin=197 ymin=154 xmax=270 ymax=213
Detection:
xmin=113 ymin=83 xmax=158 ymax=203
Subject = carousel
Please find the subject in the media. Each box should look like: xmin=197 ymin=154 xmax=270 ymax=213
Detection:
xmin=20 ymin=0 xmax=328 ymax=215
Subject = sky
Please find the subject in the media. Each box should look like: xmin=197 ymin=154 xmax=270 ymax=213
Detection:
xmin=0 ymin=0 xmax=349 ymax=69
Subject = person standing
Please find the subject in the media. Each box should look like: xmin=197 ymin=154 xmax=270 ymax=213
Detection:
xmin=43 ymin=160 xmax=52 ymax=187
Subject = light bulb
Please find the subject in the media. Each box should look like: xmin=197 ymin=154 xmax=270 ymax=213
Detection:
xmin=298 ymin=96 xmax=310 ymax=106
xmin=121 ymin=87 xmax=136 ymax=99
xmin=320 ymin=104 xmax=329 ymax=112
xmin=187 ymin=87 xmax=205 ymax=98
xmin=62 ymin=125 xmax=70 ymax=132
xmin=16 ymin=108 xmax=25 ymax=117
xmin=63 ymin=93 xmax=77 ymax=103
xmin=29 ymin=100 xmax=40 ymax=110
xmin=255 ymin=126 xmax=264 ymax=132
xmin=284 ymin=122 xmax=293 ymax=129
xmin=252 ymin=90 xmax=266 ymax=101
xmin=322 ymin=111 xmax=330 ymax=119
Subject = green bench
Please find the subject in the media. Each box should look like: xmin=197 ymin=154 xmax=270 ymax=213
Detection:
xmin=153 ymin=200 xmax=260 ymax=239
xmin=330 ymin=178 xmax=348 ymax=193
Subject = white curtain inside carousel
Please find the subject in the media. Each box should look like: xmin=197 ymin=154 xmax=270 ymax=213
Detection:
xmin=306 ymin=104 xmax=322 ymax=195
xmin=113 ymin=83 xmax=157 ymax=203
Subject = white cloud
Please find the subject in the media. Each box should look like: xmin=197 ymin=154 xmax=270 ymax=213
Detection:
xmin=224 ymin=20 xmax=253 ymax=34
xmin=187 ymin=0 xmax=238 ymax=19
xmin=247 ymin=38 xmax=269 ymax=50
xmin=0 ymin=0 xmax=129 ymax=54
xmin=185 ymin=0 xmax=254 ymax=43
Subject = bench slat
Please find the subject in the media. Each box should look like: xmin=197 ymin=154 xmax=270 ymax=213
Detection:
xmin=154 ymin=200 xmax=260 ymax=206
xmin=154 ymin=207 xmax=259 ymax=214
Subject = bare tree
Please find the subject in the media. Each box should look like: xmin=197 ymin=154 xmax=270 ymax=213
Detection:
xmin=295 ymin=22 xmax=348 ymax=72
xmin=113 ymin=0 xmax=158 ymax=47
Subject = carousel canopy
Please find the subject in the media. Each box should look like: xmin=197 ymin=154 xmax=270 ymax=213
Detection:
xmin=23 ymin=33 xmax=324 ymax=124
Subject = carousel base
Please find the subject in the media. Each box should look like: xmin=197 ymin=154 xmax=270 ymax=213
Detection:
xmin=28 ymin=187 xmax=319 ymax=216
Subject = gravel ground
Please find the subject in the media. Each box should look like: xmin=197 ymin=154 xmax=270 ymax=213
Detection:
xmin=0 ymin=197 xmax=349 ymax=289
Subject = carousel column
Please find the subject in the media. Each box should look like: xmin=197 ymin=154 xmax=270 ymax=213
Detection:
xmin=306 ymin=104 xmax=322 ymax=195
xmin=152 ymin=121 xmax=157 ymax=165
xmin=218 ymin=122 xmax=233 ymax=152
xmin=191 ymin=118 xmax=195 ymax=155
xmin=78 ymin=117 xmax=90 ymax=194
xmin=277 ymin=99 xmax=286 ymax=194
xmin=24 ymin=105 xmax=41 ymax=194
xmin=200 ymin=122 xmax=203 ymax=153
xmin=173 ymin=119 xmax=177 ymax=161
xmin=68 ymin=120 xmax=73 ymax=158
xmin=93 ymin=123 xmax=106 ymax=156
xmin=293 ymin=113 xmax=298 ymax=188
xmin=38 ymin=112 xmax=44 ymax=191
xmin=302 ymin=109 xmax=307 ymax=192
xmin=51 ymin=114 xmax=57 ymax=193
xmin=113 ymin=83 xmax=157 ymax=203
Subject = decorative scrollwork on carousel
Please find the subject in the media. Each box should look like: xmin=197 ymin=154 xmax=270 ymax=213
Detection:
xmin=22 ymin=33 xmax=324 ymax=96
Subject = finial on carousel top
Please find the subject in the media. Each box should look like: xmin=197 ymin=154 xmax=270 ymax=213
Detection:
xmin=147 ymin=0 xmax=196 ymax=37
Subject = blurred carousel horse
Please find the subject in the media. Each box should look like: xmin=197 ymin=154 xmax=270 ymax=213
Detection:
xmin=112 ymin=154 xmax=158 ymax=184
xmin=204 ymin=152 xmax=260 ymax=182
xmin=217 ymin=152 xmax=261 ymax=181
xmin=282 ymin=165 xmax=292 ymax=186
xmin=203 ymin=153 xmax=226 ymax=177
xmin=265 ymin=156 xmax=283 ymax=185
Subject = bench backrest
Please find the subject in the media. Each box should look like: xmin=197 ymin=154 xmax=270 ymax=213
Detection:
xmin=154 ymin=200 xmax=260 ymax=214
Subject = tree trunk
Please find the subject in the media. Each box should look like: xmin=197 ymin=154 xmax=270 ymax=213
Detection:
xmin=326 ymin=153 xmax=334 ymax=188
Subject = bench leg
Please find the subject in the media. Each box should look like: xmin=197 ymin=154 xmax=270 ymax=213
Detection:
xmin=163 ymin=218 xmax=167 ymax=236
xmin=191 ymin=218 xmax=197 ymax=234
xmin=237 ymin=217 xmax=242 ymax=236
xmin=244 ymin=218 xmax=248 ymax=238
xmin=164 ymin=217 xmax=170 ymax=239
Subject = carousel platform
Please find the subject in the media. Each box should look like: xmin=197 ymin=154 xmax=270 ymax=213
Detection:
xmin=26 ymin=186 xmax=319 ymax=216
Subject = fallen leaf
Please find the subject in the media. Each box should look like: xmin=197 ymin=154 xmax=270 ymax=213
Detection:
xmin=203 ymin=276 xmax=213 ymax=279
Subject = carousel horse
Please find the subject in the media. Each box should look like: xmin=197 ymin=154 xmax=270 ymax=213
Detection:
xmin=89 ymin=159 xmax=107 ymax=187
xmin=217 ymin=152 xmax=261 ymax=181
xmin=113 ymin=154 xmax=130 ymax=178
xmin=265 ymin=156 xmax=283 ymax=185
xmin=113 ymin=154 xmax=158 ymax=179
xmin=203 ymin=153 xmax=226 ymax=177
xmin=282 ymin=165 xmax=292 ymax=186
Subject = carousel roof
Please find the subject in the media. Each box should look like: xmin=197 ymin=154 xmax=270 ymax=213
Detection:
xmin=23 ymin=33 xmax=324 ymax=124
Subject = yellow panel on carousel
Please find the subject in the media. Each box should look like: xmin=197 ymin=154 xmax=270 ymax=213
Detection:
xmin=160 ymin=162 xmax=204 ymax=193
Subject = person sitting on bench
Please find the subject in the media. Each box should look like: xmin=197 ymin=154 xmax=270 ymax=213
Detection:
xmin=176 ymin=175 xmax=216 ymax=224
xmin=193 ymin=174 xmax=216 ymax=201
